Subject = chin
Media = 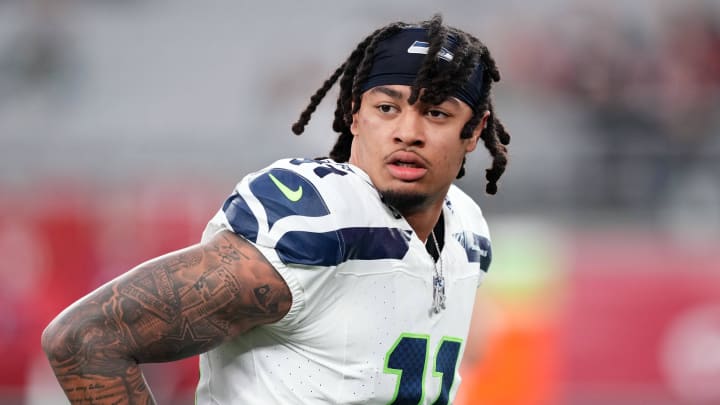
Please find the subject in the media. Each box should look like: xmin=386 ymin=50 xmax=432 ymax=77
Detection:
xmin=379 ymin=189 xmax=429 ymax=215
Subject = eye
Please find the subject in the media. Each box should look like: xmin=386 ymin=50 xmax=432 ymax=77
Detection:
xmin=377 ymin=104 xmax=399 ymax=114
xmin=426 ymin=109 xmax=449 ymax=119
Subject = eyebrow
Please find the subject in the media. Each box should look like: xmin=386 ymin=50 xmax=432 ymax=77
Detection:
xmin=368 ymin=86 xmax=462 ymax=108
xmin=439 ymin=97 xmax=461 ymax=108
xmin=368 ymin=86 xmax=405 ymax=100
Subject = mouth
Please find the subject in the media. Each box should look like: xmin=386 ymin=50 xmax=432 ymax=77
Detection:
xmin=392 ymin=160 xmax=423 ymax=168
xmin=386 ymin=151 xmax=428 ymax=181
xmin=388 ymin=151 xmax=427 ymax=168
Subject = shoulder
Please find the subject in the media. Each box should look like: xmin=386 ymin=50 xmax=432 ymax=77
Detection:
xmin=446 ymin=184 xmax=492 ymax=272
xmin=232 ymin=158 xmax=372 ymax=219
xmin=446 ymin=184 xmax=489 ymax=236
xmin=217 ymin=159 xmax=406 ymax=266
xmin=242 ymin=158 xmax=367 ymax=194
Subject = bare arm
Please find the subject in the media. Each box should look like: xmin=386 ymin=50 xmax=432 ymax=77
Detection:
xmin=41 ymin=230 xmax=292 ymax=404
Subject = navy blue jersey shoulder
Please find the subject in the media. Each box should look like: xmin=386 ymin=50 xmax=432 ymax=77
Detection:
xmin=252 ymin=167 xmax=331 ymax=229
xmin=222 ymin=159 xmax=411 ymax=266
xmin=222 ymin=165 xmax=329 ymax=243
xmin=453 ymin=231 xmax=492 ymax=272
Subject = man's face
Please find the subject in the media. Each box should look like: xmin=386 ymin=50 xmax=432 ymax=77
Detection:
xmin=349 ymin=85 xmax=485 ymax=214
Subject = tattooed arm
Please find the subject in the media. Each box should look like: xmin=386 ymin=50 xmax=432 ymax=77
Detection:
xmin=40 ymin=230 xmax=292 ymax=404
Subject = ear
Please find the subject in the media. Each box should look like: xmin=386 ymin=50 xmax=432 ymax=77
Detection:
xmin=465 ymin=110 xmax=490 ymax=153
xmin=350 ymin=114 xmax=359 ymax=136
xmin=350 ymin=102 xmax=359 ymax=136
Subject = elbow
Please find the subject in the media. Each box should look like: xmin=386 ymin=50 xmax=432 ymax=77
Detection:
xmin=41 ymin=313 xmax=77 ymax=365
xmin=41 ymin=305 xmax=134 ymax=375
xmin=40 ymin=288 xmax=139 ymax=378
xmin=41 ymin=307 xmax=103 ymax=367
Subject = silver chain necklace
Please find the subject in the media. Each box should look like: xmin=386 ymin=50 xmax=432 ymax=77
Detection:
xmin=430 ymin=230 xmax=446 ymax=314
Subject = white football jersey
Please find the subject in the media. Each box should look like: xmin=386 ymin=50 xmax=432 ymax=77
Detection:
xmin=195 ymin=158 xmax=492 ymax=404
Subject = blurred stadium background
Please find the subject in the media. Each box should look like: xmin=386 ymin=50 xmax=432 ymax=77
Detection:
xmin=1 ymin=0 xmax=719 ymax=404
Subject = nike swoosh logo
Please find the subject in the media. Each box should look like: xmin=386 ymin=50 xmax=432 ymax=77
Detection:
xmin=268 ymin=173 xmax=303 ymax=202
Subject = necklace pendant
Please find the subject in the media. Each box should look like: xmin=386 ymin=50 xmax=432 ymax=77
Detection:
xmin=432 ymin=274 xmax=446 ymax=313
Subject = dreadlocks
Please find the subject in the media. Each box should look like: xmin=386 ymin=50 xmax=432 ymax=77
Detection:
xmin=291 ymin=14 xmax=510 ymax=195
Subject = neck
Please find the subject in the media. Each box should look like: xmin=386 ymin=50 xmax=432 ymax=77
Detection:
xmin=402 ymin=200 xmax=444 ymax=242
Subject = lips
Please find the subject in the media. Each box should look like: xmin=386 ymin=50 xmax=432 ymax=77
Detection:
xmin=386 ymin=151 xmax=428 ymax=181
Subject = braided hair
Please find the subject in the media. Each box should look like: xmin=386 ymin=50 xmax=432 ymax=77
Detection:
xmin=291 ymin=14 xmax=510 ymax=195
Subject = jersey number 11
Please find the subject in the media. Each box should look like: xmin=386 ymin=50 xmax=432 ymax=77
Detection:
xmin=384 ymin=333 xmax=463 ymax=405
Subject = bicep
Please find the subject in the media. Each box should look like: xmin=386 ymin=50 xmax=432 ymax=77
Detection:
xmin=47 ymin=229 xmax=291 ymax=365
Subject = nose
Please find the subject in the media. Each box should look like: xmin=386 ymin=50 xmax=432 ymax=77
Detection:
xmin=394 ymin=110 xmax=425 ymax=147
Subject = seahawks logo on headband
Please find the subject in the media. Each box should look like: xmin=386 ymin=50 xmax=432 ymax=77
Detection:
xmin=406 ymin=41 xmax=454 ymax=62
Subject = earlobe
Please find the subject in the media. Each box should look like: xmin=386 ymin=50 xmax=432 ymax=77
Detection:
xmin=466 ymin=131 xmax=480 ymax=153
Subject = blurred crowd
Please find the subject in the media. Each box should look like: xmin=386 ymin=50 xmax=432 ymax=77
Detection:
xmin=499 ymin=2 xmax=720 ymax=219
xmin=1 ymin=1 xmax=718 ymax=219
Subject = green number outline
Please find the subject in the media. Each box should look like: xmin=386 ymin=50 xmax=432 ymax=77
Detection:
xmin=383 ymin=334 xmax=464 ymax=405
xmin=384 ymin=333 xmax=431 ymax=404
xmin=430 ymin=336 xmax=464 ymax=404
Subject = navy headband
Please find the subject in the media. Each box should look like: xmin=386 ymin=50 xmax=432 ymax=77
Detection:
xmin=360 ymin=27 xmax=484 ymax=107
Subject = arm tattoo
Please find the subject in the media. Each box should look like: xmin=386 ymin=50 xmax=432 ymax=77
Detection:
xmin=42 ymin=231 xmax=292 ymax=404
